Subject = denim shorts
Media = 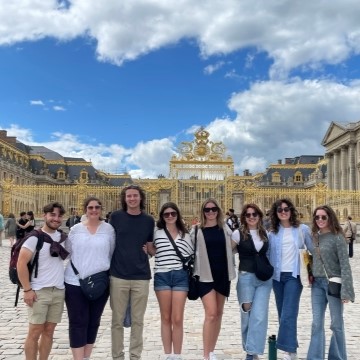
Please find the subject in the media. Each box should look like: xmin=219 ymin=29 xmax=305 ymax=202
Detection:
xmin=154 ymin=269 xmax=188 ymax=291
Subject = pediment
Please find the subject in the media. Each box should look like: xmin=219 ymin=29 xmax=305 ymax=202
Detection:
xmin=321 ymin=122 xmax=347 ymax=146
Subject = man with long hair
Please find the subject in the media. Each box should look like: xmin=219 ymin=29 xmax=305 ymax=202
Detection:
xmin=109 ymin=185 xmax=155 ymax=360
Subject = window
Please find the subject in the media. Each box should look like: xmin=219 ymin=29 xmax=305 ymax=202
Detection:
xmin=271 ymin=172 xmax=281 ymax=183
xmin=294 ymin=171 xmax=303 ymax=182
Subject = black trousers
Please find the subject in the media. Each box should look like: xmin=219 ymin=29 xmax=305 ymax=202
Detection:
xmin=349 ymin=239 xmax=354 ymax=258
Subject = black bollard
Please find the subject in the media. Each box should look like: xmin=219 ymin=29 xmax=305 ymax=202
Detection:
xmin=268 ymin=334 xmax=277 ymax=360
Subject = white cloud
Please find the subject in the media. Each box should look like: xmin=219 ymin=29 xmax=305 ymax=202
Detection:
xmin=53 ymin=105 xmax=66 ymax=111
xmin=3 ymin=79 xmax=360 ymax=178
xmin=30 ymin=100 xmax=44 ymax=106
xmin=203 ymin=79 xmax=360 ymax=173
xmin=204 ymin=61 xmax=225 ymax=75
xmin=1 ymin=1 xmax=360 ymax=75
xmin=9 ymin=76 xmax=360 ymax=177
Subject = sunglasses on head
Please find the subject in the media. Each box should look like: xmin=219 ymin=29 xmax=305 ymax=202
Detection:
xmin=87 ymin=205 xmax=101 ymax=210
xmin=245 ymin=212 xmax=258 ymax=218
xmin=163 ymin=211 xmax=177 ymax=218
xmin=203 ymin=206 xmax=219 ymax=213
xmin=277 ymin=207 xmax=291 ymax=213
xmin=314 ymin=215 xmax=328 ymax=221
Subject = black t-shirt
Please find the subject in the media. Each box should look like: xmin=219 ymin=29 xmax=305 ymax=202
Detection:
xmin=109 ymin=210 xmax=154 ymax=280
xmin=16 ymin=218 xmax=27 ymax=239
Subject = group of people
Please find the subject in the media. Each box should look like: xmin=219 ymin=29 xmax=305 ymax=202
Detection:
xmin=14 ymin=186 xmax=355 ymax=360
xmin=1 ymin=210 xmax=36 ymax=247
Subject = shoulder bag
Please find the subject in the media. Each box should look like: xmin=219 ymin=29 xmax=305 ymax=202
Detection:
xmin=163 ymin=226 xmax=199 ymax=300
xmin=70 ymin=261 xmax=109 ymax=301
xmin=246 ymin=231 xmax=274 ymax=281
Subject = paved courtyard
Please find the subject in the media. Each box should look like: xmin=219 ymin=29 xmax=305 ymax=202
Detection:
xmin=0 ymin=238 xmax=358 ymax=360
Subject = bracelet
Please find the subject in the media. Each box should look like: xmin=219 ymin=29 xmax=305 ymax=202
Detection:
xmin=23 ymin=288 xmax=33 ymax=292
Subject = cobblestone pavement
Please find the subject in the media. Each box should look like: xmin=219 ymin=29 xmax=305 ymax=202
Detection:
xmin=0 ymin=239 xmax=358 ymax=360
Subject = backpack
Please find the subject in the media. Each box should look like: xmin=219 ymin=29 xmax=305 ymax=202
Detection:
xmin=9 ymin=229 xmax=67 ymax=306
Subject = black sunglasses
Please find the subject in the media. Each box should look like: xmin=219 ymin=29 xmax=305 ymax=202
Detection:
xmin=203 ymin=206 xmax=219 ymax=213
xmin=314 ymin=215 xmax=328 ymax=221
xmin=245 ymin=212 xmax=258 ymax=218
xmin=87 ymin=205 xmax=101 ymax=210
xmin=163 ymin=211 xmax=177 ymax=218
xmin=277 ymin=207 xmax=291 ymax=213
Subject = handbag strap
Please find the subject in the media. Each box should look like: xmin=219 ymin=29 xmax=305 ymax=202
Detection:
xmin=70 ymin=260 xmax=81 ymax=278
xmin=163 ymin=227 xmax=187 ymax=264
xmin=315 ymin=235 xmax=329 ymax=279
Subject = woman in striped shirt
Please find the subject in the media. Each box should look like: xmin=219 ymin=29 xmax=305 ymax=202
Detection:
xmin=149 ymin=202 xmax=193 ymax=360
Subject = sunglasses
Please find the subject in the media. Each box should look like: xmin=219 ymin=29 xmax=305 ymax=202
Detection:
xmin=277 ymin=207 xmax=291 ymax=213
xmin=245 ymin=212 xmax=258 ymax=218
xmin=203 ymin=206 xmax=219 ymax=213
xmin=314 ymin=215 xmax=328 ymax=221
xmin=87 ymin=205 xmax=101 ymax=210
xmin=163 ymin=211 xmax=177 ymax=218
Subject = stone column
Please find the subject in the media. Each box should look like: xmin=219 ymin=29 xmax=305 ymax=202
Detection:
xmin=340 ymin=146 xmax=348 ymax=190
xmin=333 ymin=150 xmax=340 ymax=190
xmin=348 ymin=142 xmax=356 ymax=190
xmin=326 ymin=153 xmax=333 ymax=190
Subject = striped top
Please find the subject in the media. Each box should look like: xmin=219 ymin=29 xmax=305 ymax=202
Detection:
xmin=153 ymin=228 xmax=194 ymax=273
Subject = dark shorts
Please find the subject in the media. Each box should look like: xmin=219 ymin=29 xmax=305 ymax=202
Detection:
xmin=154 ymin=269 xmax=188 ymax=291
xmin=198 ymin=280 xmax=231 ymax=298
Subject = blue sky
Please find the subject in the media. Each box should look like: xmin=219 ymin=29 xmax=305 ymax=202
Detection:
xmin=1 ymin=1 xmax=360 ymax=177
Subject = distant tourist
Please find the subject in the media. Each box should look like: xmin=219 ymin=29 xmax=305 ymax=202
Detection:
xmin=343 ymin=215 xmax=356 ymax=258
xmin=5 ymin=213 xmax=17 ymax=247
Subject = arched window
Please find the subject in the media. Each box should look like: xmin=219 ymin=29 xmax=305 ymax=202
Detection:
xmin=57 ymin=168 xmax=66 ymax=180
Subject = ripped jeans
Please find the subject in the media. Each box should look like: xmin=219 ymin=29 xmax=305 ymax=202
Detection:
xmin=236 ymin=271 xmax=272 ymax=355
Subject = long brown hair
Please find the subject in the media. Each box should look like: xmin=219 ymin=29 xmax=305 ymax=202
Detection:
xmin=311 ymin=205 xmax=345 ymax=238
xmin=239 ymin=203 xmax=268 ymax=241
xmin=156 ymin=202 xmax=188 ymax=237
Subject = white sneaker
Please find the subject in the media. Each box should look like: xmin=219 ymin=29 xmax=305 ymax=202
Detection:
xmin=209 ymin=352 xmax=217 ymax=360
xmin=283 ymin=353 xmax=298 ymax=360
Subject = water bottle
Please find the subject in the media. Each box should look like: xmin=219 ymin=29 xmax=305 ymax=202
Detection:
xmin=268 ymin=334 xmax=277 ymax=360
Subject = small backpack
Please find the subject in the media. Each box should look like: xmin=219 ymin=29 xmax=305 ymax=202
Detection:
xmin=9 ymin=229 xmax=45 ymax=287
xmin=9 ymin=229 xmax=67 ymax=306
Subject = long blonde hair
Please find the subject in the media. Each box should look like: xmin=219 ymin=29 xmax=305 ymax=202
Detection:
xmin=199 ymin=198 xmax=224 ymax=228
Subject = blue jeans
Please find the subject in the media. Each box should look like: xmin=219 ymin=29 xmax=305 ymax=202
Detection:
xmin=237 ymin=271 xmax=272 ymax=355
xmin=272 ymin=272 xmax=303 ymax=353
xmin=307 ymin=277 xmax=346 ymax=360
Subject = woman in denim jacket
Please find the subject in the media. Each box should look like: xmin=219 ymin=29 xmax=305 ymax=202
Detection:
xmin=268 ymin=198 xmax=313 ymax=360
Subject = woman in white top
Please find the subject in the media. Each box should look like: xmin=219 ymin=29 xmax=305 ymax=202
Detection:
xmin=64 ymin=197 xmax=115 ymax=360
xmin=231 ymin=204 xmax=272 ymax=360
xmin=267 ymin=198 xmax=313 ymax=360
xmin=149 ymin=202 xmax=193 ymax=360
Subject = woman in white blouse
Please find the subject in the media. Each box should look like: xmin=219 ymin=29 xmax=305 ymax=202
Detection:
xmin=64 ymin=197 xmax=115 ymax=360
